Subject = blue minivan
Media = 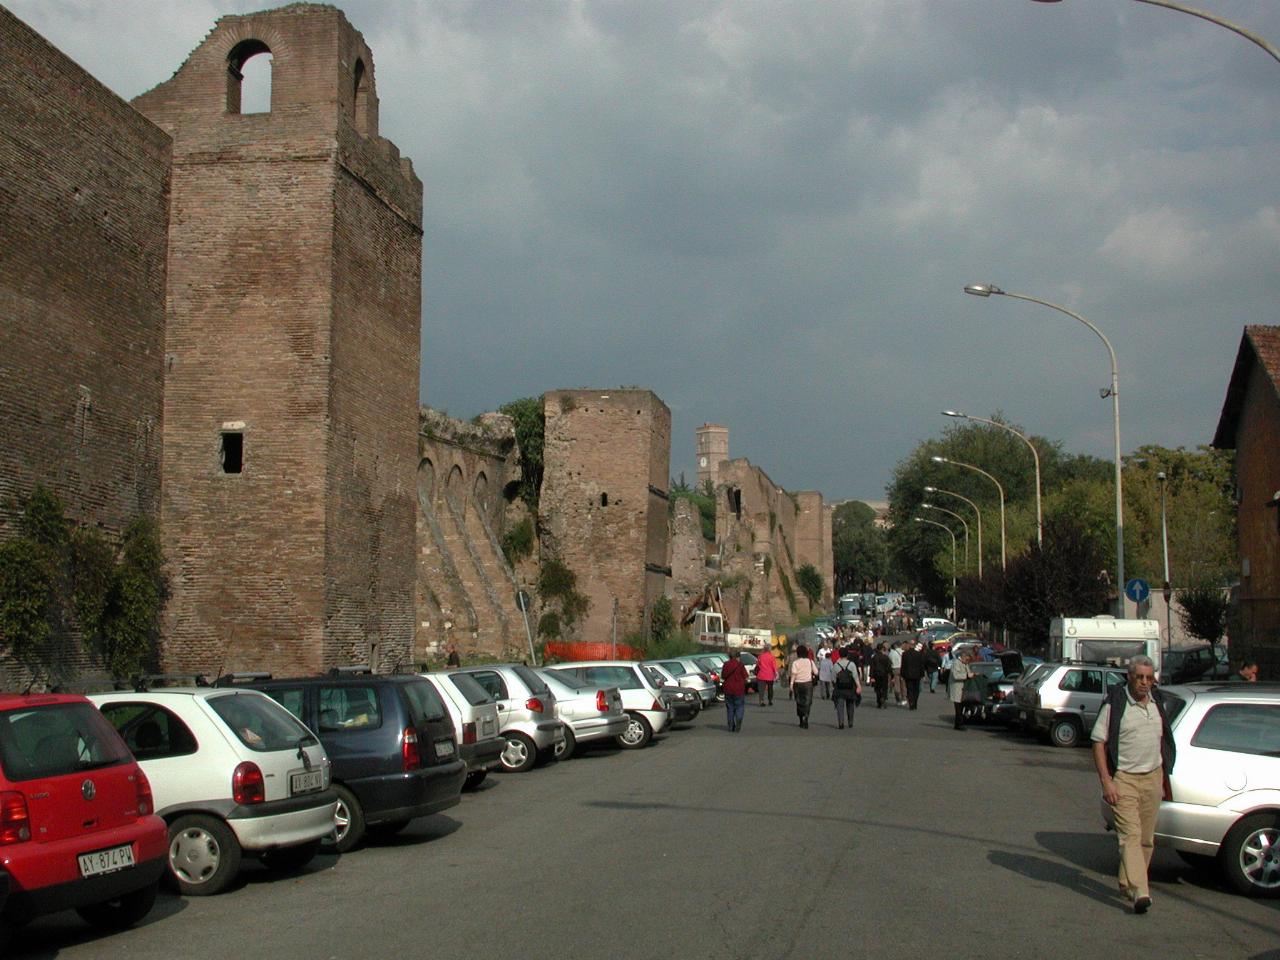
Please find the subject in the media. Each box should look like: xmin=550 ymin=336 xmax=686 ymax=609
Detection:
xmin=239 ymin=672 xmax=466 ymax=852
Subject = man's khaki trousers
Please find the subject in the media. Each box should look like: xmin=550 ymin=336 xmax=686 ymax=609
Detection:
xmin=1112 ymin=768 xmax=1163 ymax=901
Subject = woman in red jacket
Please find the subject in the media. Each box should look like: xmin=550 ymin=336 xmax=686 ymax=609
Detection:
xmin=754 ymin=647 xmax=779 ymax=707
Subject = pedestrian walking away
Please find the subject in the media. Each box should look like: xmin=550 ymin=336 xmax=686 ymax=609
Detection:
xmin=870 ymin=644 xmax=892 ymax=709
xmin=900 ymin=639 xmax=925 ymax=710
xmin=949 ymin=648 xmax=974 ymax=729
xmin=831 ymin=655 xmax=861 ymax=729
xmin=755 ymin=646 xmax=779 ymax=706
xmin=888 ymin=642 xmax=904 ymax=705
xmin=790 ymin=644 xmax=816 ymax=728
xmin=925 ymin=644 xmax=941 ymax=693
xmin=721 ymin=650 xmax=749 ymax=732
xmin=1090 ymin=656 xmax=1176 ymax=915
xmin=817 ymin=650 xmax=834 ymax=700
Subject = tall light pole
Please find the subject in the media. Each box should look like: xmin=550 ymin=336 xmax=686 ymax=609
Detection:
xmin=965 ymin=283 xmax=1124 ymax=609
xmin=943 ymin=410 xmax=1042 ymax=547
xmin=922 ymin=502 xmax=970 ymax=569
xmin=914 ymin=517 xmax=957 ymax=620
xmin=933 ymin=455 xmax=1006 ymax=572
xmin=1031 ymin=0 xmax=1280 ymax=66
xmin=924 ymin=486 xmax=982 ymax=579
xmin=1158 ymin=470 xmax=1173 ymax=655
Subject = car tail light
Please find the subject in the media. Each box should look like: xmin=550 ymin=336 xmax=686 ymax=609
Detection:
xmin=698 ymin=673 xmax=711 ymax=682
xmin=526 ymin=697 xmax=545 ymax=714
xmin=710 ymin=672 xmax=720 ymax=682
xmin=402 ymin=726 xmax=422 ymax=771
xmin=991 ymin=690 xmax=1005 ymax=701
xmin=651 ymin=699 xmax=664 ymax=712
xmin=232 ymin=762 xmax=265 ymax=805
xmin=0 ymin=792 xmax=31 ymax=845
xmin=134 ymin=769 xmax=154 ymax=816
xmin=596 ymin=690 xmax=608 ymax=712
xmin=462 ymin=721 xmax=477 ymax=745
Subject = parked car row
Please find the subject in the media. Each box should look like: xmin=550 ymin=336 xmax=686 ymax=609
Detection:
xmin=0 ymin=656 xmax=718 ymax=946
xmin=972 ymin=660 xmax=1280 ymax=899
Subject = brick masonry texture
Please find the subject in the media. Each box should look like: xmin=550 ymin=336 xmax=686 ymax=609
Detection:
xmin=542 ymin=390 xmax=671 ymax=643
xmin=0 ymin=7 xmax=170 ymax=683
xmin=132 ymin=4 xmax=422 ymax=676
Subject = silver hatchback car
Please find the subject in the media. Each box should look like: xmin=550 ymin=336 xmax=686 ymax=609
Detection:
xmin=1101 ymin=682 xmax=1280 ymax=898
xmin=536 ymin=669 xmax=628 ymax=760
xmin=448 ymin=664 xmax=564 ymax=773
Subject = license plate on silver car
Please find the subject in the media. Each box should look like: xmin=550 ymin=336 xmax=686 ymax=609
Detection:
xmin=290 ymin=770 xmax=324 ymax=794
xmin=78 ymin=843 xmax=135 ymax=878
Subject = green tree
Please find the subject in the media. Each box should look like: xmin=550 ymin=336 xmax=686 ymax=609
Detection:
xmin=98 ymin=518 xmax=167 ymax=681
xmin=0 ymin=537 xmax=58 ymax=672
xmin=1002 ymin=515 xmax=1112 ymax=646
xmin=649 ymin=596 xmax=674 ymax=646
xmin=795 ymin=564 xmax=824 ymax=608
xmin=832 ymin=501 xmax=888 ymax=592
xmin=1176 ymin=581 xmax=1229 ymax=646
xmin=499 ymin=397 xmax=545 ymax=512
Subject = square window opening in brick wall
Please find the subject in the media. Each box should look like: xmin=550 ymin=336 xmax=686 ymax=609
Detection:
xmin=220 ymin=431 xmax=243 ymax=474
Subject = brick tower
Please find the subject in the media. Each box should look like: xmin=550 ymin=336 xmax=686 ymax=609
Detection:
xmin=695 ymin=423 xmax=729 ymax=490
xmin=134 ymin=5 xmax=423 ymax=675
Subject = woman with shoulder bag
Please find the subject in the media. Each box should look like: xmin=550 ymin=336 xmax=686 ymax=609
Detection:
xmin=790 ymin=644 xmax=816 ymax=728
xmin=831 ymin=656 xmax=861 ymax=730
xmin=949 ymin=647 xmax=974 ymax=730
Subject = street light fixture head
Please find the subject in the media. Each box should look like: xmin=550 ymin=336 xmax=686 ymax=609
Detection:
xmin=963 ymin=283 xmax=1003 ymax=297
xmin=942 ymin=410 xmax=965 ymax=418
xmin=1157 ymin=471 xmax=1166 ymax=481
xmin=922 ymin=502 xmax=934 ymax=509
xmin=931 ymin=455 xmax=948 ymax=464
xmin=923 ymin=486 xmax=937 ymax=493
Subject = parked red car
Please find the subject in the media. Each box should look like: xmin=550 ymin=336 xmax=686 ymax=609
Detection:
xmin=0 ymin=693 xmax=168 ymax=946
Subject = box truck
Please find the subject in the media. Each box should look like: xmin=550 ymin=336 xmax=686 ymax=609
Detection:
xmin=1048 ymin=617 xmax=1161 ymax=675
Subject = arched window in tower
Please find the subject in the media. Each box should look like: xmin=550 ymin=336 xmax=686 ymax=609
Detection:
xmin=352 ymin=58 xmax=370 ymax=136
xmin=227 ymin=40 xmax=272 ymax=115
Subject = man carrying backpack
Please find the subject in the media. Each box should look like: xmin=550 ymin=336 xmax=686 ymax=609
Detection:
xmin=831 ymin=654 xmax=862 ymax=729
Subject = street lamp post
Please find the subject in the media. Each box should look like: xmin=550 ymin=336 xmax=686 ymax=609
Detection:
xmin=964 ymin=283 xmax=1124 ymax=610
xmin=1158 ymin=471 xmax=1173 ymax=655
xmin=922 ymin=502 xmax=970 ymax=569
xmin=914 ymin=517 xmax=957 ymax=620
xmin=1031 ymin=0 xmax=1280 ymax=66
xmin=943 ymin=410 xmax=1042 ymax=547
xmin=924 ymin=486 xmax=983 ymax=579
xmin=933 ymin=455 xmax=1006 ymax=572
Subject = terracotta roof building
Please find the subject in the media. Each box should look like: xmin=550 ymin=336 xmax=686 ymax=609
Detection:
xmin=1213 ymin=325 xmax=1280 ymax=675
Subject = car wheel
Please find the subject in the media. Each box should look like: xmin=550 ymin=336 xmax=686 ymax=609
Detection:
xmin=499 ymin=732 xmax=537 ymax=772
xmin=260 ymin=839 xmax=321 ymax=873
xmin=75 ymin=879 xmax=159 ymax=929
xmin=555 ymin=726 xmax=576 ymax=761
xmin=366 ymin=819 xmax=412 ymax=839
xmin=1049 ymin=717 xmax=1082 ymax=748
xmin=615 ymin=712 xmax=652 ymax=750
xmin=326 ymin=784 xmax=366 ymax=854
xmin=1219 ymin=813 xmax=1280 ymax=898
xmin=464 ymin=770 xmax=488 ymax=790
xmin=168 ymin=814 xmax=242 ymax=896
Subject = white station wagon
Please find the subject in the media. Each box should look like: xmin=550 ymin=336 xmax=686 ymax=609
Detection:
xmin=91 ymin=687 xmax=336 ymax=896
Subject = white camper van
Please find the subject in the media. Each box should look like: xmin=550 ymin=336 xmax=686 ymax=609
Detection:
xmin=1048 ymin=617 xmax=1161 ymax=676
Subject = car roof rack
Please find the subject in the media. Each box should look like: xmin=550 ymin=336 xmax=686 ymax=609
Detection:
xmin=211 ymin=671 xmax=273 ymax=687
xmin=327 ymin=664 xmax=373 ymax=677
xmin=133 ymin=673 xmax=212 ymax=692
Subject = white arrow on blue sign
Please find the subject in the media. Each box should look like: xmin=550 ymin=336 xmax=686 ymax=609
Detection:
xmin=1124 ymin=578 xmax=1150 ymax=603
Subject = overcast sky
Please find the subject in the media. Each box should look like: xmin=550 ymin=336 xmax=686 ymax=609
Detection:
xmin=13 ymin=0 xmax=1279 ymax=503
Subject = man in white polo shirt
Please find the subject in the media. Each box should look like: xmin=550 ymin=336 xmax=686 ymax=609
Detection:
xmin=1090 ymin=655 xmax=1176 ymax=915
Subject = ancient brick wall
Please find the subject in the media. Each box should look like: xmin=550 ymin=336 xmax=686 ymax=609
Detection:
xmin=670 ymin=499 xmax=710 ymax=610
xmin=416 ymin=408 xmax=528 ymax=663
xmin=542 ymin=390 xmax=671 ymax=643
xmin=133 ymin=5 xmax=422 ymax=676
xmin=0 ymin=8 xmax=170 ymax=682
xmin=794 ymin=491 xmax=832 ymax=605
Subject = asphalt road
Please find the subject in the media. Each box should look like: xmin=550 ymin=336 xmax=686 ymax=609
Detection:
xmin=11 ymin=666 xmax=1279 ymax=960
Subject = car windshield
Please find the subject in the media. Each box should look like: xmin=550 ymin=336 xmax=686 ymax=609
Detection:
xmin=512 ymin=665 xmax=549 ymax=696
xmin=693 ymin=657 xmax=718 ymax=673
xmin=969 ymin=663 xmax=1005 ymax=680
xmin=446 ymin=672 xmax=493 ymax=706
xmin=739 ymin=652 xmax=758 ymax=666
xmin=207 ymin=692 xmax=315 ymax=752
xmin=0 ymin=702 xmax=132 ymax=781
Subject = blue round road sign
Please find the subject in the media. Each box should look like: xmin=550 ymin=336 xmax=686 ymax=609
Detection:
xmin=1124 ymin=578 xmax=1150 ymax=603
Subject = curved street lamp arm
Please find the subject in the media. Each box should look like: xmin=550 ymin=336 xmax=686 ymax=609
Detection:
xmin=1133 ymin=0 xmax=1280 ymax=65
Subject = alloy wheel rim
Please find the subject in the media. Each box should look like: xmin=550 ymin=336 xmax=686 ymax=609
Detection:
xmin=1240 ymin=828 xmax=1280 ymax=889
xmin=332 ymin=799 xmax=351 ymax=841
xmin=622 ymin=718 xmax=644 ymax=744
xmin=170 ymin=827 xmax=220 ymax=884
xmin=502 ymin=738 xmax=528 ymax=768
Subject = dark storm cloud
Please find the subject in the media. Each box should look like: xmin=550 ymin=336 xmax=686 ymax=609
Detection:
xmin=11 ymin=0 xmax=1279 ymax=500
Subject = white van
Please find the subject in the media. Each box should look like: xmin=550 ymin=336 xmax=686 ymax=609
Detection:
xmin=1048 ymin=617 xmax=1161 ymax=676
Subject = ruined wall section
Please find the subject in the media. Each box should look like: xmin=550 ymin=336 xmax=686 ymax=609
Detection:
xmin=670 ymin=499 xmax=711 ymax=612
xmin=794 ymin=490 xmax=833 ymax=607
xmin=415 ymin=409 xmax=527 ymax=663
xmin=542 ymin=390 xmax=671 ymax=643
xmin=0 ymin=8 xmax=170 ymax=683
xmin=135 ymin=5 xmax=421 ymax=675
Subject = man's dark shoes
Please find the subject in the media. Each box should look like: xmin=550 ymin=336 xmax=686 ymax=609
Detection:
xmin=1134 ymin=896 xmax=1151 ymax=915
